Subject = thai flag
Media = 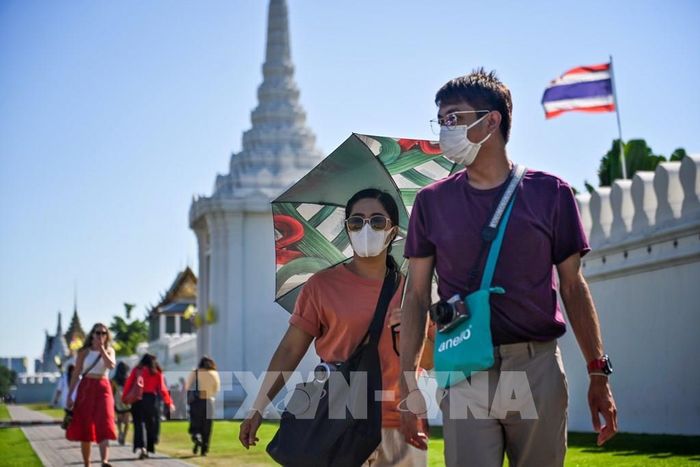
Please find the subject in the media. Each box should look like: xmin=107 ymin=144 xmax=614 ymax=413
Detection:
xmin=541 ymin=63 xmax=615 ymax=119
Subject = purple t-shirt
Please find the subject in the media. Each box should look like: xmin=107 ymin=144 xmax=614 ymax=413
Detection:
xmin=405 ymin=168 xmax=590 ymax=345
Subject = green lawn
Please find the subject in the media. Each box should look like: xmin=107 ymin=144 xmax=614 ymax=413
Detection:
xmin=0 ymin=428 xmax=42 ymax=466
xmin=156 ymin=420 xmax=700 ymax=466
xmin=0 ymin=403 xmax=10 ymax=420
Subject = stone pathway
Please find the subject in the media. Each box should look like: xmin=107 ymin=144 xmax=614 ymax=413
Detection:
xmin=8 ymin=405 xmax=194 ymax=466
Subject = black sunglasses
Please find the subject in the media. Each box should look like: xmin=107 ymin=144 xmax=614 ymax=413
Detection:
xmin=345 ymin=215 xmax=391 ymax=232
xmin=94 ymin=331 xmax=108 ymax=336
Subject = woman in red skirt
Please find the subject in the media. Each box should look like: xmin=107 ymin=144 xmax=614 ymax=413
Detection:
xmin=66 ymin=323 xmax=117 ymax=467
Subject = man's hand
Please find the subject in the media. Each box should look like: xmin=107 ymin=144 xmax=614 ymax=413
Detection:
xmin=588 ymin=376 xmax=618 ymax=445
xmin=398 ymin=388 xmax=429 ymax=451
xmin=239 ymin=410 xmax=263 ymax=449
xmin=66 ymin=397 xmax=74 ymax=410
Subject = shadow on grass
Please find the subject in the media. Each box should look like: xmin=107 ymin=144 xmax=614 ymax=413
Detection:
xmin=568 ymin=432 xmax=700 ymax=461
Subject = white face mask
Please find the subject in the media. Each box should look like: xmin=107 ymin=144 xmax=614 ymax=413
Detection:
xmin=348 ymin=224 xmax=394 ymax=258
xmin=439 ymin=113 xmax=492 ymax=166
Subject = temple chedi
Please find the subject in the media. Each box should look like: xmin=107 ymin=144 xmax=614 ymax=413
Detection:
xmin=189 ymin=0 xmax=322 ymax=414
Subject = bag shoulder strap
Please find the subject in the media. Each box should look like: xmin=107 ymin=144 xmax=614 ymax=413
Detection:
xmin=368 ymin=270 xmax=399 ymax=345
xmin=195 ymin=368 xmax=199 ymax=391
xmin=341 ymin=269 xmax=398 ymax=364
xmin=81 ymin=351 xmax=101 ymax=377
xmin=480 ymin=165 xmax=526 ymax=289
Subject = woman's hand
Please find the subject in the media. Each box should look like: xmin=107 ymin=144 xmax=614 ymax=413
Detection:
xmin=239 ymin=410 xmax=263 ymax=449
xmin=66 ymin=396 xmax=74 ymax=410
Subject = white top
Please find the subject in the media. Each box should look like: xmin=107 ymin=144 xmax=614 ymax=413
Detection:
xmin=84 ymin=349 xmax=111 ymax=377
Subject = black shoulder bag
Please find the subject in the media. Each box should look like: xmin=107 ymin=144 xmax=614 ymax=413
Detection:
xmin=266 ymin=269 xmax=399 ymax=467
xmin=187 ymin=368 xmax=200 ymax=405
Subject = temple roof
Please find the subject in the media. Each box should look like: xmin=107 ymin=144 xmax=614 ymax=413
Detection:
xmin=148 ymin=267 xmax=197 ymax=317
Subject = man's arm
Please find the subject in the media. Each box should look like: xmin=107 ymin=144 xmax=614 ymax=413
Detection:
xmin=557 ymin=252 xmax=618 ymax=445
xmin=398 ymin=256 xmax=434 ymax=450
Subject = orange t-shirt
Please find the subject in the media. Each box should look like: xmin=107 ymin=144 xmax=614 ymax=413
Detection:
xmin=289 ymin=264 xmax=405 ymax=428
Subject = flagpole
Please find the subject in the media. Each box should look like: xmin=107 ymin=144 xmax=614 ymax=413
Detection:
xmin=609 ymin=54 xmax=627 ymax=179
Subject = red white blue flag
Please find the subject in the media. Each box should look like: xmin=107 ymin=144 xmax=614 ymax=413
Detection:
xmin=541 ymin=63 xmax=615 ymax=119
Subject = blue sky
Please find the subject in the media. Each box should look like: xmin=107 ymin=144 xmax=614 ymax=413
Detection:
xmin=1 ymin=0 xmax=698 ymax=361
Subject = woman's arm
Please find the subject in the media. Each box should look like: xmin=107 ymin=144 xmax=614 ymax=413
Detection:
xmin=212 ymin=371 xmax=221 ymax=394
xmin=239 ymin=325 xmax=313 ymax=449
xmin=184 ymin=371 xmax=194 ymax=391
xmin=159 ymin=373 xmax=173 ymax=406
xmin=250 ymin=325 xmax=314 ymax=414
xmin=99 ymin=345 xmax=116 ymax=370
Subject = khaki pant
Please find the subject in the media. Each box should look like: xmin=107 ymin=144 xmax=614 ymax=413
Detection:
xmin=362 ymin=427 xmax=428 ymax=467
xmin=439 ymin=340 xmax=568 ymax=467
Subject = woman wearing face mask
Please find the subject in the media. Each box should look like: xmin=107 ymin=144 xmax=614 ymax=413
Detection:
xmin=239 ymin=188 xmax=428 ymax=466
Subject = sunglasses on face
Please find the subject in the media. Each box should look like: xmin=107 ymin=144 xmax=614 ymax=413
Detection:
xmin=95 ymin=331 xmax=107 ymax=336
xmin=345 ymin=215 xmax=391 ymax=232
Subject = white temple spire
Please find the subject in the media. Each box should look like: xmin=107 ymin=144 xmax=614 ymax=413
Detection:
xmin=211 ymin=0 xmax=323 ymax=199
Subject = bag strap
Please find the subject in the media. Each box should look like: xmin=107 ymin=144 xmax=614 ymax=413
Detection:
xmin=368 ymin=269 xmax=399 ymax=345
xmin=479 ymin=165 xmax=526 ymax=289
xmin=339 ymin=268 xmax=398 ymax=365
xmin=81 ymin=351 xmax=101 ymax=378
xmin=195 ymin=368 xmax=199 ymax=391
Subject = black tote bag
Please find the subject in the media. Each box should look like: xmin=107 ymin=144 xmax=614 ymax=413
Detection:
xmin=266 ymin=269 xmax=399 ymax=467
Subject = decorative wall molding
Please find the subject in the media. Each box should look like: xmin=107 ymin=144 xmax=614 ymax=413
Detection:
xmin=577 ymin=155 xmax=700 ymax=280
xmin=578 ymin=155 xmax=700 ymax=250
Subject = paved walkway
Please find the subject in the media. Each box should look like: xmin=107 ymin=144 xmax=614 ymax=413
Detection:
xmin=8 ymin=405 xmax=193 ymax=466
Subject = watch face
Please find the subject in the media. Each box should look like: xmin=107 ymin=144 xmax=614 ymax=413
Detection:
xmin=603 ymin=356 xmax=613 ymax=375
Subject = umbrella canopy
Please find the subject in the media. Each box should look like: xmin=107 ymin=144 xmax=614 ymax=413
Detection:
xmin=272 ymin=133 xmax=457 ymax=312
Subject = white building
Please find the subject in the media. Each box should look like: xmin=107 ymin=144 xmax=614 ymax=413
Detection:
xmin=189 ymin=0 xmax=323 ymax=413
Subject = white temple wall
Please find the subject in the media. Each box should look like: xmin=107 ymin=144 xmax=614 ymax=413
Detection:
xmin=559 ymin=260 xmax=700 ymax=435
xmin=568 ymin=155 xmax=700 ymax=435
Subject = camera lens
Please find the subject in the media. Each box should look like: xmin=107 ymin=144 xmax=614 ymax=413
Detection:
xmin=429 ymin=301 xmax=454 ymax=326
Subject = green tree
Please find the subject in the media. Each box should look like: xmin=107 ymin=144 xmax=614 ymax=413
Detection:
xmin=0 ymin=365 xmax=17 ymax=397
xmin=597 ymin=139 xmax=683 ymax=187
xmin=670 ymin=147 xmax=687 ymax=162
xmin=109 ymin=304 xmax=149 ymax=356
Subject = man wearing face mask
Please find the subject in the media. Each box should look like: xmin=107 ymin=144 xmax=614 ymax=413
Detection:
xmin=397 ymin=69 xmax=618 ymax=466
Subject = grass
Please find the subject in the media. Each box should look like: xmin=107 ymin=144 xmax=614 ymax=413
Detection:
xmin=0 ymin=428 xmax=42 ymax=466
xmin=21 ymin=403 xmax=63 ymax=420
xmin=0 ymin=403 xmax=10 ymax=420
xmin=156 ymin=420 xmax=700 ymax=466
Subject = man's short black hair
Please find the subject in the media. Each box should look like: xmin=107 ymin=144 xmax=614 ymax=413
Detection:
xmin=435 ymin=68 xmax=512 ymax=143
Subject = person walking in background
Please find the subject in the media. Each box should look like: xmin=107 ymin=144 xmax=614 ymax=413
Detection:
xmin=185 ymin=356 xmax=221 ymax=456
xmin=110 ymin=361 xmax=131 ymax=446
xmin=123 ymin=353 xmax=174 ymax=459
xmin=65 ymin=323 xmax=117 ymax=467
xmin=53 ymin=362 xmax=75 ymax=410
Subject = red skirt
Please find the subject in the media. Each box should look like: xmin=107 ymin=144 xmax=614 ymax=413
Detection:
xmin=66 ymin=377 xmax=117 ymax=442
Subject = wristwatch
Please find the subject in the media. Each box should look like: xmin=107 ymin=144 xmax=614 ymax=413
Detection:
xmin=587 ymin=354 xmax=613 ymax=376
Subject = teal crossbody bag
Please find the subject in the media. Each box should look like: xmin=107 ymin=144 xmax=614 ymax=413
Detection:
xmin=434 ymin=165 xmax=525 ymax=389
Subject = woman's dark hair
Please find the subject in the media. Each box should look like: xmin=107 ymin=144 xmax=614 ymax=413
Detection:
xmin=113 ymin=361 xmax=130 ymax=386
xmin=435 ymin=68 xmax=513 ymax=143
xmin=198 ymin=356 xmax=217 ymax=371
xmin=345 ymin=188 xmax=400 ymax=272
xmin=137 ymin=353 xmax=162 ymax=375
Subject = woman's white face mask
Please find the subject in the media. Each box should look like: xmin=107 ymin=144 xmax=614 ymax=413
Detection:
xmin=439 ymin=113 xmax=492 ymax=166
xmin=348 ymin=224 xmax=395 ymax=258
